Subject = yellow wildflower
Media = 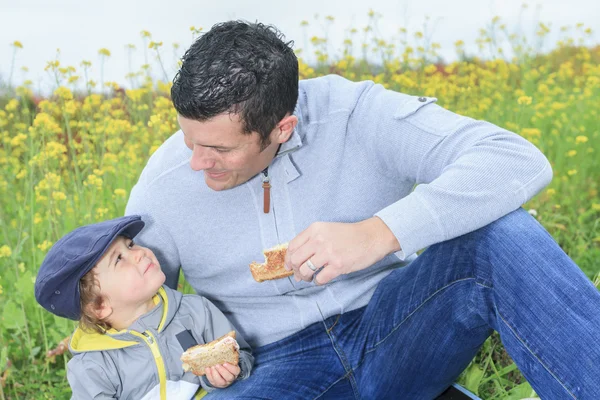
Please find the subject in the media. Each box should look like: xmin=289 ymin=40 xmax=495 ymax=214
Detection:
xmin=424 ymin=64 xmax=438 ymax=75
xmin=575 ymin=135 xmax=588 ymax=144
xmin=521 ymin=128 xmax=541 ymax=137
xmin=54 ymin=86 xmax=73 ymax=101
xmin=0 ymin=245 xmax=12 ymax=258
xmin=5 ymin=99 xmax=19 ymax=112
xmin=52 ymin=191 xmax=67 ymax=201
xmin=37 ymin=240 xmax=53 ymax=252
xmin=96 ymin=207 xmax=109 ymax=219
xmin=64 ymin=100 xmax=77 ymax=115
xmin=517 ymin=96 xmax=532 ymax=105
xmin=16 ymin=169 xmax=27 ymax=180
xmin=84 ymin=174 xmax=103 ymax=189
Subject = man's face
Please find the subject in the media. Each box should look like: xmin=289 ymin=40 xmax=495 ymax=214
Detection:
xmin=178 ymin=113 xmax=293 ymax=191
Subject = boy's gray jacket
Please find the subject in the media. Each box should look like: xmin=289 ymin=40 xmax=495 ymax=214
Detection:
xmin=67 ymin=285 xmax=253 ymax=399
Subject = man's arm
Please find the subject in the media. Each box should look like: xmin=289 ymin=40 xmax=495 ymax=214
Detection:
xmin=286 ymin=79 xmax=551 ymax=283
xmin=352 ymin=83 xmax=552 ymax=260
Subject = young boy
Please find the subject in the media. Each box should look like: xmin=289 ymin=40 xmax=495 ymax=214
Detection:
xmin=34 ymin=215 xmax=254 ymax=400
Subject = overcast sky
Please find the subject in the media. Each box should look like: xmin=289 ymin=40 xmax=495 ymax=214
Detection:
xmin=1 ymin=0 xmax=598 ymax=93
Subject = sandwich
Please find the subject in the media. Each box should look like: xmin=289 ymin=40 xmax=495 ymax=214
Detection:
xmin=249 ymin=243 xmax=294 ymax=282
xmin=180 ymin=331 xmax=240 ymax=376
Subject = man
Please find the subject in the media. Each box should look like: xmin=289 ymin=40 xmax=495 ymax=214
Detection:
xmin=126 ymin=21 xmax=600 ymax=399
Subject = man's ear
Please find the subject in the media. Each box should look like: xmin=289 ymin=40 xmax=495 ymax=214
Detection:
xmin=273 ymin=114 xmax=298 ymax=144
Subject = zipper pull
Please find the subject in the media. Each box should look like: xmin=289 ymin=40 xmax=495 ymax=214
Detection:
xmin=262 ymin=167 xmax=271 ymax=214
xmin=142 ymin=331 xmax=154 ymax=344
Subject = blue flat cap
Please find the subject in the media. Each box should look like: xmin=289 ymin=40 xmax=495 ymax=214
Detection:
xmin=34 ymin=215 xmax=145 ymax=320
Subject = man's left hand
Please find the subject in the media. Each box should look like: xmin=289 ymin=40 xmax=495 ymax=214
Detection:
xmin=284 ymin=217 xmax=401 ymax=285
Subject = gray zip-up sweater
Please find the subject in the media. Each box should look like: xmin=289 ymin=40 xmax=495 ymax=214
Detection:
xmin=67 ymin=286 xmax=253 ymax=399
xmin=125 ymin=74 xmax=552 ymax=348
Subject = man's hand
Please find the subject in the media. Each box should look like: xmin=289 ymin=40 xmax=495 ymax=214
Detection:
xmin=284 ymin=217 xmax=401 ymax=285
xmin=205 ymin=363 xmax=240 ymax=388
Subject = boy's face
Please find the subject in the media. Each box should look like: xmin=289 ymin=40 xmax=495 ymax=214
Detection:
xmin=94 ymin=236 xmax=165 ymax=314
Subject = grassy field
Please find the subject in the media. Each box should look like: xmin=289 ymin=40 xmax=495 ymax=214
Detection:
xmin=1 ymin=14 xmax=599 ymax=400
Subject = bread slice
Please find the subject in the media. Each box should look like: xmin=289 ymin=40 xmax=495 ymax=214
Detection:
xmin=180 ymin=331 xmax=240 ymax=376
xmin=249 ymin=243 xmax=294 ymax=282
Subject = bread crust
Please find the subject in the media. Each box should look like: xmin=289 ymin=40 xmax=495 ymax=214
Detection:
xmin=249 ymin=243 xmax=294 ymax=282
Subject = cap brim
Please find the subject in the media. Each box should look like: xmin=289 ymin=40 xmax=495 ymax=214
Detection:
xmin=117 ymin=218 xmax=145 ymax=240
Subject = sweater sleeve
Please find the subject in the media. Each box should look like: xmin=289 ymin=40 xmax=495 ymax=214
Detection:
xmin=348 ymin=82 xmax=552 ymax=259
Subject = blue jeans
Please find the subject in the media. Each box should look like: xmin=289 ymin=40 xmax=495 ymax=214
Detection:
xmin=207 ymin=208 xmax=600 ymax=399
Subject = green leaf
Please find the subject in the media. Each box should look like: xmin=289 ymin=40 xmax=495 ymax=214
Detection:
xmin=30 ymin=346 xmax=42 ymax=358
xmin=14 ymin=270 xmax=34 ymax=300
xmin=463 ymin=362 xmax=485 ymax=395
xmin=502 ymin=381 xmax=536 ymax=400
xmin=2 ymin=300 xmax=26 ymax=330
xmin=1 ymin=346 xmax=7 ymax=369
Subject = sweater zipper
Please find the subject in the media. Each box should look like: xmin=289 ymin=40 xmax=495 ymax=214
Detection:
xmin=262 ymin=167 xmax=271 ymax=214
xmin=261 ymin=143 xmax=300 ymax=213
xmin=130 ymin=330 xmax=167 ymax=400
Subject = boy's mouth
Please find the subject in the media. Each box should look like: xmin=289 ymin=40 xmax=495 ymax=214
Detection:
xmin=144 ymin=263 xmax=154 ymax=274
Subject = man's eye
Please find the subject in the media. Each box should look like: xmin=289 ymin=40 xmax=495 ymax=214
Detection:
xmin=214 ymin=148 xmax=230 ymax=154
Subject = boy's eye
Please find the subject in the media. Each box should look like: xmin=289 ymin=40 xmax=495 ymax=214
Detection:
xmin=115 ymin=254 xmax=122 ymax=264
xmin=128 ymin=240 xmax=135 ymax=249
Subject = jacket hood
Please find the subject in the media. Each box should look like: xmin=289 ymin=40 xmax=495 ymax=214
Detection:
xmin=69 ymin=286 xmax=182 ymax=353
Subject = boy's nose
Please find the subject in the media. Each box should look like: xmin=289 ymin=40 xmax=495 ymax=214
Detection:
xmin=131 ymin=247 xmax=145 ymax=263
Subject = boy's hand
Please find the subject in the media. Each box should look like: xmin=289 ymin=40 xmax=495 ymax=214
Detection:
xmin=205 ymin=363 xmax=240 ymax=388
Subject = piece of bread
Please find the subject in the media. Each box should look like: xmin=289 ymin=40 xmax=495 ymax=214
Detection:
xmin=249 ymin=243 xmax=294 ymax=282
xmin=180 ymin=331 xmax=240 ymax=376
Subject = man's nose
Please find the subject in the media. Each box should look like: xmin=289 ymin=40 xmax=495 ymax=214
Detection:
xmin=190 ymin=146 xmax=215 ymax=171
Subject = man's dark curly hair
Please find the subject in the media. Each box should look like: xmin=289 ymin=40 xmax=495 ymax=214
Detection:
xmin=171 ymin=21 xmax=299 ymax=148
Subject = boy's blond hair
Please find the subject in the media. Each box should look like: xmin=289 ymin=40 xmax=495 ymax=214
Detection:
xmin=78 ymin=268 xmax=112 ymax=334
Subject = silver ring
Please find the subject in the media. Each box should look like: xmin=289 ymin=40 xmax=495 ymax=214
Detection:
xmin=306 ymin=258 xmax=318 ymax=272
